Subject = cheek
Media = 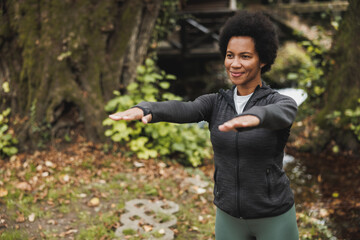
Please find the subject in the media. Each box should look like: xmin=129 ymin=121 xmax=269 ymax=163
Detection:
xmin=224 ymin=60 xmax=231 ymax=70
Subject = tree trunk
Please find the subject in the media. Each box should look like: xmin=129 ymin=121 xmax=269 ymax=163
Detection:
xmin=317 ymin=0 xmax=360 ymax=151
xmin=121 ymin=0 xmax=162 ymax=88
xmin=0 ymin=0 xmax=162 ymax=149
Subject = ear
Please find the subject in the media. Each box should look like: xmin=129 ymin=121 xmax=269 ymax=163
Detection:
xmin=260 ymin=63 xmax=266 ymax=69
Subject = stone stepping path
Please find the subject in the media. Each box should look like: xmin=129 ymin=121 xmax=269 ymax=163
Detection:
xmin=115 ymin=199 xmax=179 ymax=239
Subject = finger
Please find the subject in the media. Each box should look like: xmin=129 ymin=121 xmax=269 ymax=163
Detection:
xmin=218 ymin=121 xmax=237 ymax=132
xmin=218 ymin=118 xmax=254 ymax=132
xmin=109 ymin=113 xmax=124 ymax=120
xmin=141 ymin=114 xmax=152 ymax=124
xmin=109 ymin=112 xmax=141 ymax=121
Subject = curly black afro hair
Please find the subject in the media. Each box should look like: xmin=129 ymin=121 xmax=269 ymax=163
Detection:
xmin=219 ymin=10 xmax=278 ymax=74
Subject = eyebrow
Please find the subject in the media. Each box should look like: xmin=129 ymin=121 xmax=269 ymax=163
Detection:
xmin=226 ymin=50 xmax=253 ymax=55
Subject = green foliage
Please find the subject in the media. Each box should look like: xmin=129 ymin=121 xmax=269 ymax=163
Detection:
xmin=264 ymin=39 xmax=329 ymax=108
xmin=264 ymin=42 xmax=313 ymax=87
xmin=296 ymin=41 xmax=328 ymax=103
xmin=103 ymin=58 xmax=212 ymax=167
xmin=345 ymin=103 xmax=360 ymax=141
xmin=326 ymin=99 xmax=360 ymax=141
xmin=153 ymin=0 xmax=180 ymax=43
xmin=0 ymin=82 xmax=18 ymax=157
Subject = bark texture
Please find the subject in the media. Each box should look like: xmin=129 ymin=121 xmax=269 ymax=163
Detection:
xmin=0 ymin=0 xmax=162 ymax=148
xmin=317 ymin=0 xmax=360 ymax=150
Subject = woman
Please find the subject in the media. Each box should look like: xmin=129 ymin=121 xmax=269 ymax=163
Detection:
xmin=110 ymin=10 xmax=299 ymax=240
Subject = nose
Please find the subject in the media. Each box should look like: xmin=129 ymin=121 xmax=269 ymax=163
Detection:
xmin=231 ymin=57 xmax=242 ymax=68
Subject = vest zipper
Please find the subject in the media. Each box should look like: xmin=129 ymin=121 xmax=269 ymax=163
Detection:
xmin=236 ymin=131 xmax=241 ymax=217
xmin=235 ymin=85 xmax=259 ymax=218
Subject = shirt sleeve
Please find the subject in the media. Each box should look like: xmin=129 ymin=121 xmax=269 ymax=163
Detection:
xmin=239 ymin=93 xmax=298 ymax=130
xmin=134 ymin=93 xmax=217 ymax=123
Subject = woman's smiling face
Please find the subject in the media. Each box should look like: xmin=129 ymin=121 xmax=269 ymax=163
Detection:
xmin=224 ymin=36 xmax=265 ymax=95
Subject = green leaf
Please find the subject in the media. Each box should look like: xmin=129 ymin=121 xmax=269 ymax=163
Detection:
xmin=113 ymin=90 xmax=120 ymax=96
xmin=159 ymin=82 xmax=170 ymax=89
xmin=144 ymin=75 xmax=156 ymax=83
xmin=138 ymin=149 xmax=158 ymax=160
xmin=127 ymin=82 xmax=139 ymax=92
xmin=130 ymin=137 xmax=149 ymax=151
xmin=57 ymin=51 xmax=72 ymax=61
xmin=136 ymin=65 xmax=146 ymax=75
xmin=331 ymin=21 xmax=339 ymax=30
xmin=104 ymin=129 xmax=113 ymax=137
xmin=172 ymin=142 xmax=185 ymax=152
xmin=0 ymin=125 xmax=8 ymax=133
xmin=111 ymin=133 xmax=123 ymax=142
xmin=3 ymin=108 xmax=11 ymax=117
xmin=314 ymin=86 xmax=325 ymax=95
xmin=152 ymin=73 xmax=163 ymax=80
xmin=145 ymin=58 xmax=155 ymax=67
xmin=4 ymin=146 xmax=18 ymax=156
xmin=165 ymin=74 xmax=176 ymax=80
xmin=3 ymin=134 xmax=12 ymax=141
xmin=2 ymin=82 xmax=10 ymax=93
xmin=162 ymin=93 xmax=182 ymax=101
xmin=104 ymin=98 xmax=121 ymax=112
xmin=287 ymin=73 xmax=298 ymax=80
xmin=102 ymin=118 xmax=114 ymax=126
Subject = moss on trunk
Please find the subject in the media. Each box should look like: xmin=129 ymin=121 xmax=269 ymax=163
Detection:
xmin=317 ymin=0 xmax=360 ymax=150
xmin=0 ymin=0 xmax=162 ymax=148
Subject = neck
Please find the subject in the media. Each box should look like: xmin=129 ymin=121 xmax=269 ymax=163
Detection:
xmin=236 ymin=81 xmax=262 ymax=96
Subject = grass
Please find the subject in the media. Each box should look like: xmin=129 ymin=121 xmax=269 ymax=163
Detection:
xmin=76 ymin=225 xmax=115 ymax=240
xmin=155 ymin=211 xmax=173 ymax=223
xmin=0 ymin=229 xmax=29 ymax=240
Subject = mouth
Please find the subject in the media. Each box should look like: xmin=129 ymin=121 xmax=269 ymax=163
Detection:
xmin=230 ymin=71 xmax=244 ymax=77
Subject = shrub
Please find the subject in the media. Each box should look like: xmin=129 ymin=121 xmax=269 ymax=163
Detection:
xmin=0 ymin=81 xmax=18 ymax=157
xmin=103 ymin=58 xmax=212 ymax=167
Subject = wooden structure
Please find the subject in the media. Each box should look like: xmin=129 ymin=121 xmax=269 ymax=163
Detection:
xmin=158 ymin=0 xmax=236 ymax=58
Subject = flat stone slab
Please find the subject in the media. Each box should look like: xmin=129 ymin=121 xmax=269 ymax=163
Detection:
xmin=181 ymin=175 xmax=210 ymax=194
xmin=115 ymin=199 xmax=179 ymax=240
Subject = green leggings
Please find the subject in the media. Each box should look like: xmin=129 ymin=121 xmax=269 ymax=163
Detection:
xmin=215 ymin=205 xmax=299 ymax=240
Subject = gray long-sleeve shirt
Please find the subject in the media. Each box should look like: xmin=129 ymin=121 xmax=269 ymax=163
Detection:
xmin=136 ymin=83 xmax=298 ymax=219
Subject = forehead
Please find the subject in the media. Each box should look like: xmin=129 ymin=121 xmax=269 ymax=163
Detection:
xmin=226 ymin=36 xmax=256 ymax=52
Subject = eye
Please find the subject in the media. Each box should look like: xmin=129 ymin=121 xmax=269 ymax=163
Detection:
xmin=242 ymin=55 xmax=251 ymax=59
xmin=226 ymin=53 xmax=233 ymax=58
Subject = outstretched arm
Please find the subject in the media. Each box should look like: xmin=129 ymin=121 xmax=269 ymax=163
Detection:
xmin=109 ymin=107 xmax=152 ymax=124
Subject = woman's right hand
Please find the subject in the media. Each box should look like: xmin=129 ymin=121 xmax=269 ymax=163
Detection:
xmin=109 ymin=107 xmax=152 ymax=124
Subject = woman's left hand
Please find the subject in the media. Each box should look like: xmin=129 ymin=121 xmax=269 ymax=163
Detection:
xmin=218 ymin=115 xmax=260 ymax=132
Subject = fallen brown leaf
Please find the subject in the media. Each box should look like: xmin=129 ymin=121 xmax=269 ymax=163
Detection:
xmin=15 ymin=182 xmax=32 ymax=191
xmin=143 ymin=224 xmax=153 ymax=232
xmin=15 ymin=212 xmax=25 ymax=223
xmin=47 ymin=219 xmax=57 ymax=225
xmin=87 ymin=197 xmax=100 ymax=207
xmin=59 ymin=229 xmax=78 ymax=237
xmin=0 ymin=188 xmax=8 ymax=197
